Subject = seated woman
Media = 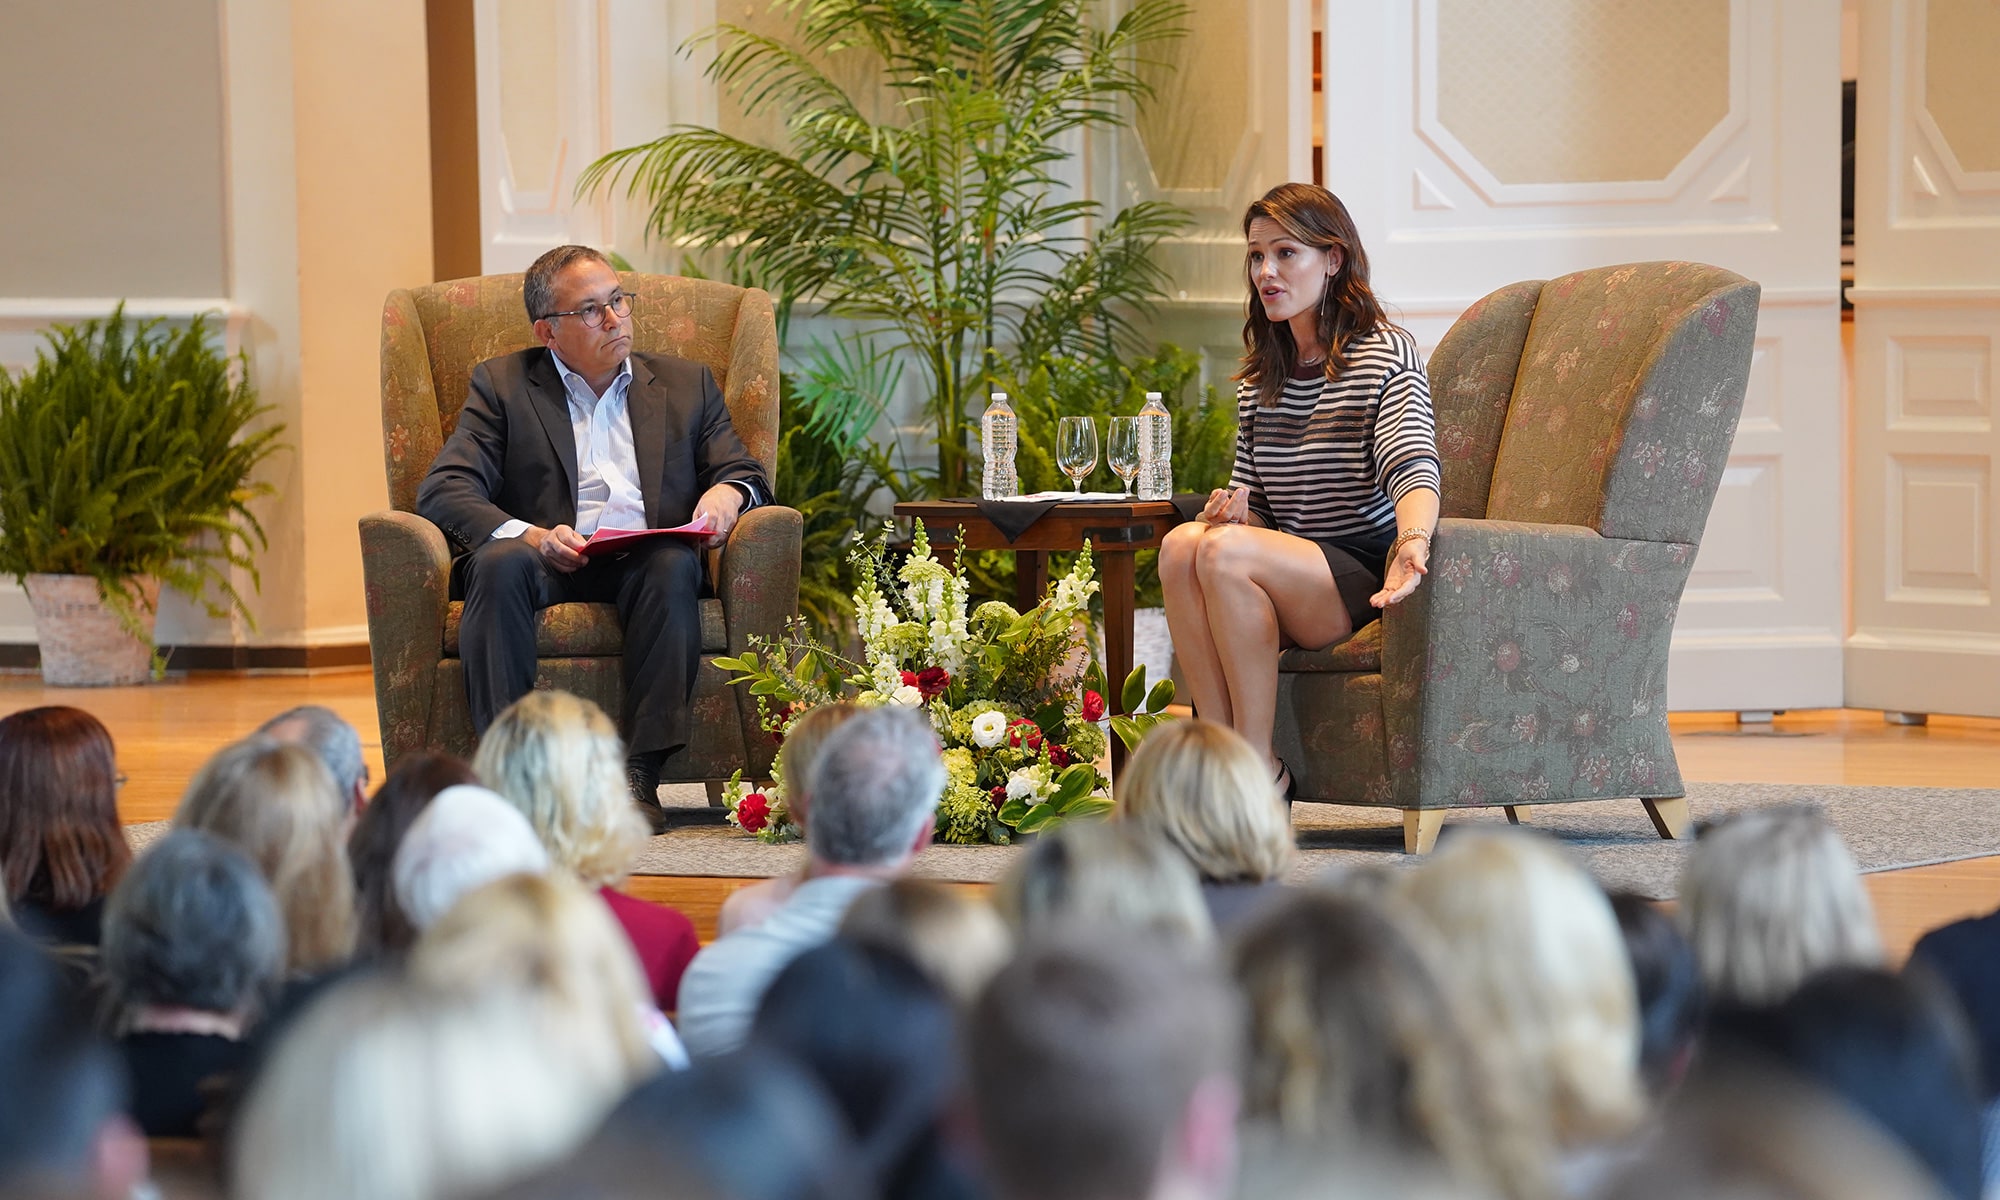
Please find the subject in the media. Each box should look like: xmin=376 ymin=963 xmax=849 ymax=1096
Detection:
xmin=0 ymin=706 xmax=131 ymax=948
xmin=346 ymin=750 xmax=478 ymax=959
xmin=474 ymin=690 xmax=700 ymax=1011
xmin=100 ymin=827 xmax=285 ymax=1137
xmin=716 ymin=702 xmax=860 ymax=937
xmin=1160 ymin=182 xmax=1440 ymax=797
xmin=997 ymin=820 xmax=1213 ymax=946
xmin=1116 ymin=718 xmax=1294 ymax=931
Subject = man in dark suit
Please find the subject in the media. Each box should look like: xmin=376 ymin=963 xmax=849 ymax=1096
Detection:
xmin=417 ymin=245 xmax=770 ymax=831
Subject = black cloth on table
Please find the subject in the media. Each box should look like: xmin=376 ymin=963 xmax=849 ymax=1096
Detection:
xmin=935 ymin=494 xmax=1209 ymax=544
xmin=118 ymin=1031 xmax=250 ymax=1138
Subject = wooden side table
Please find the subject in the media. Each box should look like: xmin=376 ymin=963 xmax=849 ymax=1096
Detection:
xmin=891 ymin=499 xmax=1184 ymax=775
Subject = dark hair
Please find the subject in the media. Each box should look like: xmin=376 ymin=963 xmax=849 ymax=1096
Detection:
xmin=0 ymin=929 xmax=126 ymax=1186
xmin=524 ymin=245 xmax=612 ymax=323
xmin=1238 ymin=182 xmax=1390 ymax=407
xmin=1609 ymin=892 xmax=1703 ymax=1095
xmin=755 ymin=939 xmax=968 ymax=1200
xmin=0 ymin=706 xmax=130 ymax=911
xmin=348 ymin=751 xmax=477 ymax=957
xmin=259 ymin=705 xmax=367 ymax=806
xmin=101 ymin=828 xmax=284 ymax=1016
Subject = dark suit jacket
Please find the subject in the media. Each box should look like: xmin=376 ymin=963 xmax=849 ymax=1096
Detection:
xmin=416 ymin=348 xmax=769 ymax=553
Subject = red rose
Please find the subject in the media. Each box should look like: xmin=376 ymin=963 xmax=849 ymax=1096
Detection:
xmin=989 ymin=784 xmax=1007 ymax=808
xmin=901 ymin=670 xmax=919 ymax=687
xmin=736 ymin=793 xmax=771 ymax=833
xmin=1081 ymin=690 xmax=1106 ymax=721
xmin=1048 ymin=744 xmax=1070 ymax=768
xmin=916 ymin=666 xmax=950 ymax=699
xmin=1008 ymin=719 xmax=1043 ymax=751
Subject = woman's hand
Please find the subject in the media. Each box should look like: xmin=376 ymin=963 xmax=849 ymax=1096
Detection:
xmin=1200 ymin=486 xmax=1251 ymax=526
xmin=1371 ymin=537 xmax=1429 ymax=608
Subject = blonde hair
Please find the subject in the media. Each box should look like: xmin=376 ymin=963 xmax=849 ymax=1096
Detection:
xmin=1678 ymin=806 xmax=1882 ymax=1007
xmin=473 ymin=690 xmax=646 ymax=887
xmin=998 ymin=821 xmax=1213 ymax=945
xmin=774 ymin=701 xmax=861 ymax=825
xmin=231 ymin=974 xmax=629 ymax=1200
xmin=1233 ymin=890 xmax=1550 ymax=1200
xmin=1118 ymin=718 xmax=1295 ymax=883
xmin=839 ymin=878 xmax=1013 ymax=1002
xmin=408 ymin=872 xmax=657 ymax=1087
xmin=175 ymin=736 xmax=356 ymax=972
xmin=1397 ymin=829 xmax=1644 ymax=1150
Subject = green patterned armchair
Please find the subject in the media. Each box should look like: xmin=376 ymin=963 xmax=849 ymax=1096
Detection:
xmin=1274 ymin=262 xmax=1760 ymax=853
xmin=362 ymin=273 xmax=800 ymax=785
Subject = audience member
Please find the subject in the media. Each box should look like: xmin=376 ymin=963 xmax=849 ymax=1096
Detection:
xmin=348 ymin=750 xmax=478 ymax=957
xmin=1230 ymin=890 xmax=1548 ymax=1200
xmin=1609 ymin=891 xmax=1704 ymax=1098
xmin=0 ymin=929 xmax=146 ymax=1199
xmin=755 ymin=938 xmax=980 ymax=1200
xmin=998 ymin=820 xmax=1213 ymax=945
xmin=1116 ymin=717 xmax=1293 ymax=930
xmin=100 ymin=828 xmax=284 ymax=1138
xmin=1397 ymin=829 xmax=1645 ymax=1192
xmin=1679 ymin=805 xmax=1882 ymax=1008
xmin=677 ymin=705 xmax=944 ymax=1057
xmin=392 ymin=785 xmax=551 ymax=932
xmin=838 ymin=877 xmax=1011 ymax=1003
xmin=965 ymin=929 xmax=1242 ymax=1200
xmin=473 ymin=690 xmax=699 ymax=1010
xmin=718 ymin=702 xmax=862 ymax=937
xmin=174 ymin=735 xmax=357 ymax=974
xmin=258 ymin=704 xmax=371 ymax=820
xmin=0 ymin=706 xmax=130 ymax=949
xmin=1907 ymin=904 xmax=2000 ymax=1196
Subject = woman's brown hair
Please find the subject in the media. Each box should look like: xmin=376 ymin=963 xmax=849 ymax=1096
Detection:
xmin=349 ymin=750 xmax=478 ymax=958
xmin=1238 ymin=182 xmax=1390 ymax=407
xmin=0 ymin=706 xmax=130 ymax=911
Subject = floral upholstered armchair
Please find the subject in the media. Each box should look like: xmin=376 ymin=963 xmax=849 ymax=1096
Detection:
xmin=1273 ymin=262 xmax=1760 ymax=853
xmin=362 ymin=273 xmax=800 ymax=787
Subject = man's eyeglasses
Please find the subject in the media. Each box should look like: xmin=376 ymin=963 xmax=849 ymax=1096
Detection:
xmin=539 ymin=291 xmax=634 ymax=329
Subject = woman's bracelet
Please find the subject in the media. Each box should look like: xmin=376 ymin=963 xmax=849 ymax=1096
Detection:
xmin=1390 ymin=527 xmax=1431 ymax=558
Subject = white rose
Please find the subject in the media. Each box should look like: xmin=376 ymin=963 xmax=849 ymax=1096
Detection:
xmin=970 ymin=710 xmax=1008 ymax=748
xmin=892 ymin=684 xmax=925 ymax=707
xmin=1006 ymin=772 xmax=1041 ymax=803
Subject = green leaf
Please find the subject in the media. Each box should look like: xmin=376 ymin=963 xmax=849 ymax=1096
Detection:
xmin=997 ymin=797 xmax=1031 ymax=826
xmin=1120 ymin=666 xmax=1148 ymax=717
xmin=1062 ymin=797 xmax=1115 ymax=821
xmin=1016 ymin=803 xmax=1061 ymax=834
xmin=1144 ymin=677 xmax=1176 ymax=714
xmin=1032 ymin=700 xmax=1067 ymax=736
xmin=748 ymin=678 xmax=786 ymax=695
xmin=1109 ymin=714 xmax=1142 ymax=752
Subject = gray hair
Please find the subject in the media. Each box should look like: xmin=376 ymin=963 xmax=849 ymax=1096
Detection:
xmin=260 ymin=705 xmax=366 ymax=808
xmin=524 ymin=245 xmax=612 ymax=323
xmin=806 ymin=706 xmax=944 ymax=868
xmin=101 ymin=828 xmax=285 ymax=1016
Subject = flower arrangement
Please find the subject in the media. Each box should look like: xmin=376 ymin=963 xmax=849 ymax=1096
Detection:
xmin=714 ymin=521 xmax=1175 ymax=844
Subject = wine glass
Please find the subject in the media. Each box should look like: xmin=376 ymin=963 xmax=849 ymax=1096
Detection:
xmin=1056 ymin=416 xmax=1099 ymax=494
xmin=1107 ymin=416 xmax=1140 ymax=497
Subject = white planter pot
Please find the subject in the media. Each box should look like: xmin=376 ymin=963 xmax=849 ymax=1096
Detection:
xmin=23 ymin=574 xmax=160 ymax=686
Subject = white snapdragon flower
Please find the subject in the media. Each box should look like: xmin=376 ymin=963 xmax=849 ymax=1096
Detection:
xmin=970 ymin=710 xmax=1008 ymax=748
xmin=892 ymin=684 xmax=925 ymax=707
xmin=1006 ymin=764 xmax=1053 ymax=805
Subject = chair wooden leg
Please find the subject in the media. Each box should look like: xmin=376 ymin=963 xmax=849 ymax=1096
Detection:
xmin=705 ymin=780 xmax=727 ymax=809
xmin=1504 ymin=805 xmax=1530 ymax=825
xmin=1642 ymin=796 xmax=1690 ymax=840
xmin=1403 ymin=809 xmax=1444 ymax=855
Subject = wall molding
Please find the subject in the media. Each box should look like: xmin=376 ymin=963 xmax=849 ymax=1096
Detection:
xmin=0 ymin=641 xmax=370 ymax=674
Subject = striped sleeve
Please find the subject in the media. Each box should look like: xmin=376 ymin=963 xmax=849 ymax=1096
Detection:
xmin=1373 ymin=344 xmax=1442 ymax=504
xmin=1228 ymin=392 xmax=1277 ymax=527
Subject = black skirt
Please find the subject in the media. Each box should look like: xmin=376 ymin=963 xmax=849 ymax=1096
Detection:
xmin=1315 ymin=532 xmax=1393 ymax=632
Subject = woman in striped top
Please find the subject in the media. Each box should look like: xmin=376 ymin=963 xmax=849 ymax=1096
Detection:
xmin=1160 ymin=183 xmax=1440 ymax=800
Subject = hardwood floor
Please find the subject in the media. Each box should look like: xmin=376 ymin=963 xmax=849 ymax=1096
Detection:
xmin=4 ymin=671 xmax=1996 ymax=955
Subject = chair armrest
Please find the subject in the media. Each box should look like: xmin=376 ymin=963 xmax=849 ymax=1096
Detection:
xmin=716 ymin=504 xmax=803 ymax=652
xmin=360 ymin=511 xmax=453 ymax=762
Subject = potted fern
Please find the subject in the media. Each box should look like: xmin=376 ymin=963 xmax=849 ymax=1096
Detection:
xmin=0 ymin=307 xmax=285 ymax=685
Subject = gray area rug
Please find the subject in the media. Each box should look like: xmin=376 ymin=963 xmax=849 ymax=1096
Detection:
xmin=123 ymin=781 xmax=2000 ymax=901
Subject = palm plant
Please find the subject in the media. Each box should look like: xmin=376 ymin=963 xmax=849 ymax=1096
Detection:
xmin=581 ymin=0 xmax=1191 ymax=495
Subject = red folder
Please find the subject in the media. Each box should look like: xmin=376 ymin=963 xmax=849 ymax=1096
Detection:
xmin=580 ymin=516 xmax=716 ymax=557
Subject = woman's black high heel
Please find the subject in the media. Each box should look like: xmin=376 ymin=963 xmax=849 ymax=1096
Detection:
xmin=1274 ymin=760 xmax=1298 ymax=808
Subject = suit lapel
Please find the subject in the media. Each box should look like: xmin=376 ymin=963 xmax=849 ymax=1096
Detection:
xmin=628 ymin=355 xmax=666 ymax=529
xmin=525 ymin=352 xmax=579 ymax=501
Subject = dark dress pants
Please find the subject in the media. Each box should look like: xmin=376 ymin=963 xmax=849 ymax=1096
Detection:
xmin=453 ymin=535 xmax=703 ymax=758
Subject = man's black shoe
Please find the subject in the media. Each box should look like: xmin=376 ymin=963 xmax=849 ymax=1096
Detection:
xmin=627 ymin=761 xmax=671 ymax=835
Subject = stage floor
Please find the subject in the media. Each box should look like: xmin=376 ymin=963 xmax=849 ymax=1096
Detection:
xmin=4 ymin=670 xmax=1997 ymax=953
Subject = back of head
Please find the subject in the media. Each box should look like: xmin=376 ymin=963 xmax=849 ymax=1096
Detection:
xmin=175 ymin=735 xmax=356 ymax=972
xmin=774 ymin=702 xmax=862 ymax=823
xmin=1117 ymin=718 xmax=1294 ymax=884
xmin=349 ymin=750 xmax=477 ymax=957
xmin=839 ymin=877 xmax=1012 ymax=1003
xmin=804 ymin=706 xmax=944 ymax=869
xmin=259 ymin=704 xmax=368 ymax=808
xmin=0 ymin=705 xmax=129 ymax=912
xmin=1608 ymin=891 xmax=1703 ymax=1096
xmin=101 ymin=828 xmax=284 ymax=1019
xmin=0 ymin=929 xmax=129 ymax=1192
xmin=392 ymin=784 xmax=551 ymax=933
xmin=1397 ymin=828 xmax=1643 ymax=1148
xmin=1000 ymin=820 xmax=1213 ymax=945
xmin=473 ymin=690 xmax=644 ymax=887
xmin=966 ymin=929 xmax=1242 ymax=1200
xmin=1679 ymin=805 xmax=1882 ymax=1007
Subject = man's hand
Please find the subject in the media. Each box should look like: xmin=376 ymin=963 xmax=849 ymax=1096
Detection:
xmin=692 ymin=484 xmax=745 ymax=548
xmin=524 ymin=524 xmax=589 ymax=572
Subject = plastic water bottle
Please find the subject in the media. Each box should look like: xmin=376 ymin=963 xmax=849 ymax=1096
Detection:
xmin=981 ymin=392 xmax=1019 ymax=499
xmin=1136 ymin=391 xmax=1172 ymax=500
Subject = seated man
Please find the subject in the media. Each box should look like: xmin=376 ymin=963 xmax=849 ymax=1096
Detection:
xmin=417 ymin=245 xmax=770 ymax=830
xmin=675 ymin=706 xmax=944 ymax=1057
